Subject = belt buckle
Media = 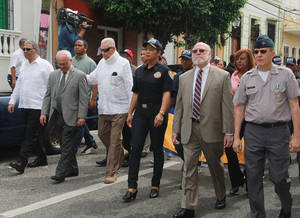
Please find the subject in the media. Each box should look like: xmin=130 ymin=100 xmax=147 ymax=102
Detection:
xmin=142 ymin=104 xmax=147 ymax=109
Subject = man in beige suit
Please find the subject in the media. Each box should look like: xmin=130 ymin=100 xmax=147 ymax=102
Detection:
xmin=172 ymin=42 xmax=234 ymax=218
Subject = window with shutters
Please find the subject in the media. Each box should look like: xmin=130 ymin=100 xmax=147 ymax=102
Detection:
xmin=0 ymin=0 xmax=13 ymax=30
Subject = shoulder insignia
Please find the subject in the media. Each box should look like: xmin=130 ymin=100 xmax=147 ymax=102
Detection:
xmin=168 ymin=70 xmax=176 ymax=80
xmin=154 ymin=71 xmax=162 ymax=79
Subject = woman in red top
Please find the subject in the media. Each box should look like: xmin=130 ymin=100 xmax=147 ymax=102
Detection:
xmin=227 ymin=49 xmax=255 ymax=195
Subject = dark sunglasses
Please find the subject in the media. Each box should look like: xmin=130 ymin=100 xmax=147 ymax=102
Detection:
xmin=101 ymin=47 xmax=112 ymax=53
xmin=192 ymin=49 xmax=206 ymax=54
xmin=22 ymin=48 xmax=33 ymax=51
xmin=253 ymin=49 xmax=268 ymax=55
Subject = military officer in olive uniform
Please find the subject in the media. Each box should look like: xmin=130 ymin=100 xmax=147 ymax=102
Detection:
xmin=233 ymin=35 xmax=300 ymax=218
xmin=122 ymin=38 xmax=173 ymax=202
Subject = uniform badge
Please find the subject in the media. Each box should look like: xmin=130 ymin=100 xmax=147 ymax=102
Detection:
xmin=168 ymin=70 xmax=176 ymax=80
xmin=154 ymin=72 xmax=161 ymax=79
xmin=276 ymin=94 xmax=281 ymax=99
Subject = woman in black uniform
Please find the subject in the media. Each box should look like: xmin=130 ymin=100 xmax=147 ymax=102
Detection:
xmin=122 ymin=38 xmax=173 ymax=202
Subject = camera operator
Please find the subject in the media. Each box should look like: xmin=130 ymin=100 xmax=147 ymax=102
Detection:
xmin=56 ymin=8 xmax=89 ymax=57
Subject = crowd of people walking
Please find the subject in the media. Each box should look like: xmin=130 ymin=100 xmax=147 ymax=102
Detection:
xmin=6 ymin=33 xmax=300 ymax=218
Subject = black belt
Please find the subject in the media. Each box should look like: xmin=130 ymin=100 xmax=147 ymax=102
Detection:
xmin=246 ymin=121 xmax=287 ymax=128
xmin=137 ymin=102 xmax=160 ymax=109
xmin=191 ymin=118 xmax=200 ymax=123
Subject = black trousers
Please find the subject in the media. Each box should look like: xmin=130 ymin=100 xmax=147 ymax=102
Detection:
xmin=225 ymin=121 xmax=245 ymax=188
xmin=128 ymin=106 xmax=168 ymax=189
xmin=47 ymin=110 xmax=79 ymax=177
xmin=19 ymin=109 xmax=46 ymax=161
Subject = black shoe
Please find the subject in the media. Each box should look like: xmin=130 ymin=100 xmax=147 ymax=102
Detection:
xmin=50 ymin=175 xmax=65 ymax=184
xmin=278 ymin=209 xmax=291 ymax=218
xmin=81 ymin=143 xmax=98 ymax=154
xmin=215 ymin=197 xmax=226 ymax=209
xmin=149 ymin=189 xmax=159 ymax=198
xmin=121 ymin=159 xmax=129 ymax=167
xmin=141 ymin=152 xmax=148 ymax=158
xmin=173 ymin=208 xmax=195 ymax=218
xmin=27 ymin=158 xmax=48 ymax=168
xmin=122 ymin=190 xmax=137 ymax=202
xmin=96 ymin=158 xmax=107 ymax=167
xmin=65 ymin=171 xmax=79 ymax=177
xmin=9 ymin=159 xmax=27 ymax=174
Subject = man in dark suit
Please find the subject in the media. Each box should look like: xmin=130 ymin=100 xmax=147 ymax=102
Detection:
xmin=172 ymin=42 xmax=234 ymax=218
xmin=40 ymin=50 xmax=89 ymax=184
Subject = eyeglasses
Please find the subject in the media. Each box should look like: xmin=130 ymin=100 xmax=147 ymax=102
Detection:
xmin=253 ymin=49 xmax=268 ymax=55
xmin=101 ymin=47 xmax=112 ymax=53
xmin=192 ymin=49 xmax=206 ymax=54
xmin=22 ymin=48 xmax=33 ymax=52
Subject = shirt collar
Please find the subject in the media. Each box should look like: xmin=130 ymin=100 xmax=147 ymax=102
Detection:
xmin=195 ymin=63 xmax=210 ymax=74
xmin=75 ymin=54 xmax=87 ymax=61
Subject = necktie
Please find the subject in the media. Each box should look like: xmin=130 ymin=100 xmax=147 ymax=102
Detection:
xmin=56 ymin=72 xmax=66 ymax=113
xmin=192 ymin=69 xmax=202 ymax=119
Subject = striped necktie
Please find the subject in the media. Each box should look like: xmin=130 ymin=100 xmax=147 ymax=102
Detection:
xmin=192 ymin=69 xmax=202 ymax=119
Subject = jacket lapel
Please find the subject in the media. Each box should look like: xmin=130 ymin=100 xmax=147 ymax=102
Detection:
xmin=54 ymin=70 xmax=61 ymax=96
xmin=201 ymin=66 xmax=214 ymax=102
xmin=187 ymin=68 xmax=196 ymax=108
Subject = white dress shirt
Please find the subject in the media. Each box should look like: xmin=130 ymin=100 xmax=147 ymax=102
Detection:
xmin=9 ymin=56 xmax=54 ymax=109
xmin=87 ymin=51 xmax=133 ymax=115
xmin=9 ymin=48 xmax=26 ymax=77
xmin=192 ymin=64 xmax=210 ymax=103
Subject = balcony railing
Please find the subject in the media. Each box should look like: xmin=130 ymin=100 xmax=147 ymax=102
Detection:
xmin=0 ymin=29 xmax=21 ymax=57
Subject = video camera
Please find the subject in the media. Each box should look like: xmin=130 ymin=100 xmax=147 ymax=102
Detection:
xmin=56 ymin=7 xmax=94 ymax=31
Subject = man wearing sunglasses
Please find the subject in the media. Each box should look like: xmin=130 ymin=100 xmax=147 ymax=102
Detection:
xmin=233 ymin=35 xmax=300 ymax=218
xmin=87 ymin=37 xmax=133 ymax=184
xmin=8 ymin=40 xmax=54 ymax=174
xmin=9 ymin=38 xmax=27 ymax=89
xmin=172 ymin=42 xmax=234 ymax=217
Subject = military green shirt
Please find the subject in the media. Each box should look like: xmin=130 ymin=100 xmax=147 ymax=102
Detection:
xmin=233 ymin=65 xmax=300 ymax=123
xmin=72 ymin=54 xmax=96 ymax=99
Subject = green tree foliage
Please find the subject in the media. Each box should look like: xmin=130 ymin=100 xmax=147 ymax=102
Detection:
xmin=92 ymin=0 xmax=246 ymax=48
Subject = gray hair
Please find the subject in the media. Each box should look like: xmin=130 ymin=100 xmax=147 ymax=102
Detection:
xmin=56 ymin=50 xmax=72 ymax=60
xmin=19 ymin=38 xmax=28 ymax=47
xmin=24 ymin=40 xmax=38 ymax=49
xmin=101 ymin=37 xmax=115 ymax=47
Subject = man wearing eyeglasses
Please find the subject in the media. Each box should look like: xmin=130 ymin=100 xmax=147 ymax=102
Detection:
xmin=233 ymin=35 xmax=300 ymax=218
xmin=8 ymin=40 xmax=54 ymax=174
xmin=87 ymin=37 xmax=133 ymax=184
xmin=172 ymin=42 xmax=234 ymax=218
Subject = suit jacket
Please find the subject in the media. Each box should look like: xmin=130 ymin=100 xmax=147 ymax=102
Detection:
xmin=173 ymin=65 xmax=234 ymax=144
xmin=41 ymin=66 xmax=89 ymax=126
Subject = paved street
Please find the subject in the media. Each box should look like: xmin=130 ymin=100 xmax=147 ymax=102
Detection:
xmin=0 ymin=131 xmax=300 ymax=218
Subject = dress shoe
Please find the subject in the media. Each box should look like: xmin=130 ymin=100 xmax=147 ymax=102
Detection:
xmin=173 ymin=208 xmax=195 ymax=218
xmin=96 ymin=158 xmax=107 ymax=167
xmin=50 ymin=175 xmax=65 ymax=184
xmin=104 ymin=174 xmax=117 ymax=184
xmin=149 ymin=188 xmax=159 ymax=198
xmin=27 ymin=158 xmax=48 ymax=168
xmin=215 ymin=197 xmax=226 ymax=209
xmin=121 ymin=159 xmax=129 ymax=167
xmin=81 ymin=143 xmax=98 ymax=154
xmin=278 ymin=209 xmax=291 ymax=218
xmin=141 ymin=151 xmax=148 ymax=158
xmin=65 ymin=171 xmax=79 ymax=177
xmin=9 ymin=159 xmax=27 ymax=174
xmin=122 ymin=190 xmax=137 ymax=202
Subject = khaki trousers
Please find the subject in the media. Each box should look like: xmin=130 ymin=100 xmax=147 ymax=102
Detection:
xmin=98 ymin=114 xmax=127 ymax=176
xmin=182 ymin=122 xmax=225 ymax=210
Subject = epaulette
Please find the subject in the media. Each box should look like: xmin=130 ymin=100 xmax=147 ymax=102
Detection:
xmin=245 ymin=70 xmax=254 ymax=75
